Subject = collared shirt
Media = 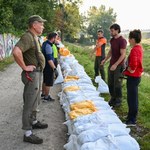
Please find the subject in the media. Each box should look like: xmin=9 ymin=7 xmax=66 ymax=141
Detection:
xmin=15 ymin=31 xmax=45 ymax=69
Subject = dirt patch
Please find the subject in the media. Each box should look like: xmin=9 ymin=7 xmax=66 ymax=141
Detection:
xmin=0 ymin=63 xmax=67 ymax=150
xmin=129 ymin=125 xmax=150 ymax=140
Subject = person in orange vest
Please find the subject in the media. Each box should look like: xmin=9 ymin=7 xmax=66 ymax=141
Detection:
xmin=92 ymin=29 xmax=107 ymax=81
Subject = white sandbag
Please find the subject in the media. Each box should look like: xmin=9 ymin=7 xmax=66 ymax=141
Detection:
xmin=63 ymin=120 xmax=73 ymax=134
xmin=64 ymin=134 xmax=80 ymax=150
xmin=73 ymin=122 xmax=129 ymax=137
xmin=62 ymin=102 xmax=70 ymax=114
xmin=99 ymin=114 xmax=123 ymax=124
xmin=77 ymin=82 xmax=93 ymax=88
xmin=108 ymin=123 xmax=130 ymax=136
xmin=95 ymin=76 xmax=109 ymax=93
xmin=88 ymin=96 xmax=105 ymax=101
xmin=94 ymin=109 xmax=117 ymax=116
xmin=81 ymin=136 xmax=119 ymax=150
xmin=59 ymin=91 xmax=68 ymax=105
xmin=73 ymin=112 xmax=102 ymax=128
xmin=56 ymin=42 xmax=65 ymax=48
xmin=73 ymin=112 xmax=121 ymax=126
xmin=82 ymin=91 xmax=100 ymax=98
xmin=93 ymin=100 xmax=110 ymax=110
xmin=73 ymin=122 xmax=105 ymax=135
xmin=79 ymin=84 xmax=97 ymax=91
xmin=115 ymin=135 xmax=140 ymax=150
xmin=62 ymin=83 xmax=78 ymax=89
xmin=65 ymin=90 xmax=83 ymax=99
xmin=74 ymin=78 xmax=93 ymax=85
xmin=77 ymin=128 xmax=109 ymax=144
xmin=68 ymin=95 xmax=87 ymax=104
xmin=54 ymin=64 xmax=64 ymax=84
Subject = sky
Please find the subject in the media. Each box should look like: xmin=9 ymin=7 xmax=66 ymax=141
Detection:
xmin=79 ymin=0 xmax=150 ymax=30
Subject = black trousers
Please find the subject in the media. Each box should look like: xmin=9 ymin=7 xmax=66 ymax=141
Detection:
xmin=108 ymin=65 xmax=123 ymax=100
xmin=94 ymin=56 xmax=105 ymax=81
xmin=127 ymin=76 xmax=141 ymax=122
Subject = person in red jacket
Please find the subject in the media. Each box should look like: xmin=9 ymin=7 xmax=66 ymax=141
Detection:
xmin=123 ymin=29 xmax=144 ymax=126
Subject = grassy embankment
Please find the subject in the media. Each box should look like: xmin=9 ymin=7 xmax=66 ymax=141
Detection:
xmin=1 ymin=40 xmax=150 ymax=149
xmin=65 ymin=40 xmax=150 ymax=150
xmin=0 ymin=56 xmax=14 ymax=71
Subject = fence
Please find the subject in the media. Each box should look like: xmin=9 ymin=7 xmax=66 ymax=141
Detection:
xmin=0 ymin=34 xmax=18 ymax=61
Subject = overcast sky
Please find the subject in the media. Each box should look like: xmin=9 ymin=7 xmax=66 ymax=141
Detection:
xmin=79 ymin=0 xmax=150 ymax=30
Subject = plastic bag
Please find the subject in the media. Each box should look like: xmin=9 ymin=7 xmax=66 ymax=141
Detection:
xmin=95 ymin=76 xmax=109 ymax=93
xmin=54 ymin=64 xmax=64 ymax=84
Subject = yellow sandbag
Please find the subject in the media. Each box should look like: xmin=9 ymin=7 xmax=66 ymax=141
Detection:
xmin=64 ymin=76 xmax=79 ymax=82
xmin=59 ymin=47 xmax=70 ymax=56
xmin=64 ymin=86 xmax=80 ymax=92
xmin=69 ymin=108 xmax=97 ymax=120
xmin=70 ymin=100 xmax=95 ymax=110
xmin=69 ymin=100 xmax=97 ymax=119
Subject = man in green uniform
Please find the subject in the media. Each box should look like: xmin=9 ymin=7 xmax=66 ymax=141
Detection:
xmin=13 ymin=15 xmax=48 ymax=144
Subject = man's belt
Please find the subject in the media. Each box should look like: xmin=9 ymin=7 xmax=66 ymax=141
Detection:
xmin=33 ymin=67 xmax=42 ymax=72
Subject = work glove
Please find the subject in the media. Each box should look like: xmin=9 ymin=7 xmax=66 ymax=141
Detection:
xmin=54 ymin=68 xmax=58 ymax=78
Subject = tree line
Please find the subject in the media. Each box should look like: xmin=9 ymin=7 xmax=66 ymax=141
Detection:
xmin=0 ymin=0 xmax=116 ymax=42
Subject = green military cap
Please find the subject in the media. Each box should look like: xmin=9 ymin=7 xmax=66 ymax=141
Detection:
xmin=28 ymin=15 xmax=47 ymax=24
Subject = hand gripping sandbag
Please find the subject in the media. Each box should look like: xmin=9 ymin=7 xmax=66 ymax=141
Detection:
xmin=95 ymin=76 xmax=109 ymax=93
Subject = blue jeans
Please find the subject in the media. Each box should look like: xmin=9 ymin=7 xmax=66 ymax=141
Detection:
xmin=127 ymin=76 xmax=141 ymax=122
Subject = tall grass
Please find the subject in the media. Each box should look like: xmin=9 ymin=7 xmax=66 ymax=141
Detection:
xmin=66 ymin=42 xmax=150 ymax=150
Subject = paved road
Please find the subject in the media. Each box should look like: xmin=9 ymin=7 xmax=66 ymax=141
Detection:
xmin=0 ymin=63 xmax=67 ymax=150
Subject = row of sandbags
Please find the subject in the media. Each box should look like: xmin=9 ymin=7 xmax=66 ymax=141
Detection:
xmin=58 ymin=53 xmax=140 ymax=150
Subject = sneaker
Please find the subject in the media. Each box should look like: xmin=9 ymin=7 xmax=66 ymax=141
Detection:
xmin=126 ymin=120 xmax=136 ymax=127
xmin=23 ymin=134 xmax=43 ymax=144
xmin=41 ymin=93 xmax=45 ymax=99
xmin=108 ymin=98 xmax=116 ymax=107
xmin=43 ymin=95 xmax=55 ymax=102
xmin=32 ymin=121 xmax=48 ymax=129
xmin=113 ymin=99 xmax=121 ymax=107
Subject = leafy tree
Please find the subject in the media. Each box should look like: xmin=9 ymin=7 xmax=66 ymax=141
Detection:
xmin=12 ymin=0 xmax=58 ymax=34
xmin=56 ymin=0 xmax=82 ymax=41
xmin=87 ymin=5 xmax=116 ymax=41
xmin=0 ymin=0 xmax=83 ymax=39
xmin=64 ymin=3 xmax=81 ymax=41
xmin=0 ymin=0 xmax=15 ymax=33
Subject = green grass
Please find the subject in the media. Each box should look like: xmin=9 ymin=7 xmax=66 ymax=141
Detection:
xmin=142 ymin=43 xmax=150 ymax=74
xmin=65 ymin=43 xmax=95 ymax=78
xmin=66 ymin=42 xmax=150 ymax=150
xmin=0 ymin=56 xmax=14 ymax=71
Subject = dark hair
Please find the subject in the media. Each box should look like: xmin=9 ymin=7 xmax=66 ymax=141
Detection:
xmin=97 ymin=29 xmax=104 ymax=33
xmin=47 ymin=32 xmax=57 ymax=40
xmin=110 ymin=23 xmax=121 ymax=33
xmin=129 ymin=29 xmax=142 ymax=43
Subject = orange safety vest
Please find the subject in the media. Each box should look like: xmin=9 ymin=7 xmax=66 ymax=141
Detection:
xmin=96 ymin=37 xmax=107 ymax=56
